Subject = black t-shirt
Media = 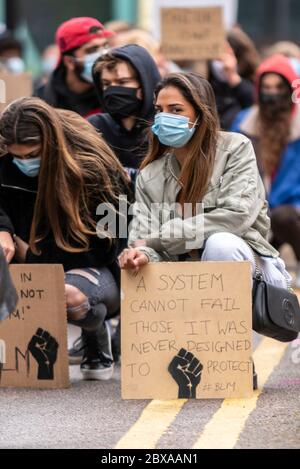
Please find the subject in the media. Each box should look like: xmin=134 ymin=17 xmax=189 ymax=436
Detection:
xmin=35 ymin=66 xmax=101 ymax=118
xmin=88 ymin=113 xmax=149 ymax=169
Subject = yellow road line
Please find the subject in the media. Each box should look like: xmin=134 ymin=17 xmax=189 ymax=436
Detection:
xmin=193 ymin=337 xmax=289 ymax=449
xmin=115 ymin=399 xmax=187 ymax=450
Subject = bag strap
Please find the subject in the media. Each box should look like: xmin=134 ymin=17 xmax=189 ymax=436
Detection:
xmin=252 ymin=250 xmax=264 ymax=281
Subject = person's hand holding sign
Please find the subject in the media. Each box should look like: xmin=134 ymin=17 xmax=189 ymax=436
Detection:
xmin=14 ymin=236 xmax=29 ymax=263
xmin=220 ymin=43 xmax=242 ymax=88
xmin=119 ymin=241 xmax=149 ymax=273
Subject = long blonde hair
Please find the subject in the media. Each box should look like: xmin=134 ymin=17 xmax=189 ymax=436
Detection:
xmin=141 ymin=73 xmax=220 ymax=209
xmin=0 ymin=97 xmax=129 ymax=254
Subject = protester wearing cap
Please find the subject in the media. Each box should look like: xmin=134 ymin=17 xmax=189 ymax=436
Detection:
xmin=35 ymin=17 xmax=114 ymax=118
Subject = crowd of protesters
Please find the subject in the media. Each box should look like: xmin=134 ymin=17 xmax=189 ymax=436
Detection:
xmin=0 ymin=16 xmax=300 ymax=382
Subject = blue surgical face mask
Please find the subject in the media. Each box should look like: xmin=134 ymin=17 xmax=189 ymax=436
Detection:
xmin=13 ymin=157 xmax=41 ymax=177
xmin=151 ymin=112 xmax=199 ymax=148
xmin=5 ymin=57 xmax=25 ymax=75
xmin=42 ymin=56 xmax=58 ymax=75
xmin=80 ymin=50 xmax=107 ymax=83
xmin=210 ymin=60 xmax=227 ymax=83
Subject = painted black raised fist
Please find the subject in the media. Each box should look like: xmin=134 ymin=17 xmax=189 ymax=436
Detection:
xmin=28 ymin=329 xmax=59 ymax=380
xmin=168 ymin=348 xmax=203 ymax=399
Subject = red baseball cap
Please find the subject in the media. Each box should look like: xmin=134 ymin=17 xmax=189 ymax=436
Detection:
xmin=56 ymin=17 xmax=115 ymax=55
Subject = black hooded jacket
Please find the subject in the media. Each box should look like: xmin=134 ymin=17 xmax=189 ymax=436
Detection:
xmin=89 ymin=45 xmax=161 ymax=169
xmin=35 ymin=65 xmax=101 ymax=118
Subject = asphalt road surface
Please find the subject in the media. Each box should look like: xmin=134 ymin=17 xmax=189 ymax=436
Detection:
xmin=0 ymin=323 xmax=299 ymax=450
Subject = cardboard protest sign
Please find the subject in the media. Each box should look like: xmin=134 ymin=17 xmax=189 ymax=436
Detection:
xmin=0 ymin=72 xmax=32 ymax=114
xmin=121 ymin=262 xmax=253 ymax=400
xmin=150 ymin=0 xmax=238 ymax=38
xmin=0 ymin=265 xmax=69 ymax=389
xmin=161 ymin=7 xmax=225 ymax=61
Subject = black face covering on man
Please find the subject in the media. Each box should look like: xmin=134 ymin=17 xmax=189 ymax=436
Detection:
xmin=103 ymin=86 xmax=142 ymax=121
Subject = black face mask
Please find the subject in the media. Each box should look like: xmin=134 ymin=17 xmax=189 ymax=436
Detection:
xmin=103 ymin=86 xmax=142 ymax=121
xmin=259 ymin=91 xmax=292 ymax=115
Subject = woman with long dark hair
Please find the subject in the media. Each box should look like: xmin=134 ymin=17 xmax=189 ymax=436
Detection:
xmin=0 ymin=97 xmax=130 ymax=380
xmin=120 ymin=72 xmax=289 ymax=281
xmin=119 ymin=74 xmax=292 ymax=390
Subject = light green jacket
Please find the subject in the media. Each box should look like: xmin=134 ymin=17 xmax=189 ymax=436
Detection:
xmin=128 ymin=131 xmax=279 ymax=262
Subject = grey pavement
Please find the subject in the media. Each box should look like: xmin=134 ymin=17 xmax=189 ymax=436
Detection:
xmin=0 ymin=325 xmax=299 ymax=449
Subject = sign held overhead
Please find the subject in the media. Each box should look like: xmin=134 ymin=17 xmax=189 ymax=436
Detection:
xmin=161 ymin=7 xmax=226 ymax=61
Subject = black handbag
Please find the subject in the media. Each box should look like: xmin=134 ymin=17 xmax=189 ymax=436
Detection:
xmin=252 ymin=254 xmax=300 ymax=343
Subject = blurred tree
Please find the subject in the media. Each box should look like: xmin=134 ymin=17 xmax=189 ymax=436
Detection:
xmin=7 ymin=0 xmax=112 ymax=51
xmin=0 ymin=0 xmax=5 ymax=24
xmin=112 ymin=0 xmax=137 ymax=24
xmin=238 ymin=0 xmax=300 ymax=47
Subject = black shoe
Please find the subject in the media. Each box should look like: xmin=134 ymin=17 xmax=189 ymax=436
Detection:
xmin=69 ymin=318 xmax=118 ymax=366
xmin=68 ymin=336 xmax=84 ymax=366
xmin=111 ymin=320 xmax=121 ymax=363
xmin=80 ymin=323 xmax=114 ymax=381
xmin=253 ymin=363 xmax=258 ymax=391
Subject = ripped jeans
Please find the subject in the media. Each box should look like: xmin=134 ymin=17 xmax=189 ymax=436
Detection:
xmin=65 ymin=267 xmax=120 ymax=332
xmin=201 ymin=233 xmax=291 ymax=289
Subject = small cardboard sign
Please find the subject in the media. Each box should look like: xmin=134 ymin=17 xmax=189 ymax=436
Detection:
xmin=121 ymin=262 xmax=253 ymax=400
xmin=0 ymin=72 xmax=32 ymax=114
xmin=0 ymin=265 xmax=69 ymax=389
xmin=161 ymin=6 xmax=225 ymax=61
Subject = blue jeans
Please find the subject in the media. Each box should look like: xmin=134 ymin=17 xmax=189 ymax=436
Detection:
xmin=201 ymin=233 xmax=291 ymax=289
xmin=65 ymin=267 xmax=120 ymax=331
